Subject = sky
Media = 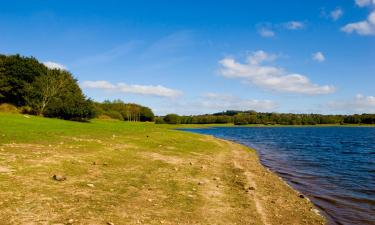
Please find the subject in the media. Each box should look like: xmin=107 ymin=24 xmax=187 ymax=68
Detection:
xmin=1 ymin=0 xmax=374 ymax=115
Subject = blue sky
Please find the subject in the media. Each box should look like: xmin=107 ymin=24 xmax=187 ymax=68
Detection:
xmin=1 ymin=0 xmax=374 ymax=115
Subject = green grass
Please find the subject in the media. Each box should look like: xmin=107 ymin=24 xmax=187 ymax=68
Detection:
xmin=0 ymin=113 xmax=325 ymax=225
xmin=0 ymin=113 xmax=227 ymax=224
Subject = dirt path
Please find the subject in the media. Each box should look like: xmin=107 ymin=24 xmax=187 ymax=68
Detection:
xmin=202 ymin=136 xmax=325 ymax=225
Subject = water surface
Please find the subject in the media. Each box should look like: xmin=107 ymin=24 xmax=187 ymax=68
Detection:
xmin=183 ymin=127 xmax=375 ymax=225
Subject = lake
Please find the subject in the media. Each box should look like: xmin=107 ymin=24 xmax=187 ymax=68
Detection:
xmin=182 ymin=127 xmax=375 ymax=225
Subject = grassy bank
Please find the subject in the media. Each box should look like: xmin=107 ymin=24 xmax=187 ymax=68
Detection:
xmin=0 ymin=113 xmax=324 ymax=225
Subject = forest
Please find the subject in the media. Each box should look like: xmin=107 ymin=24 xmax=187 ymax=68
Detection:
xmin=0 ymin=54 xmax=153 ymax=121
xmin=156 ymin=110 xmax=375 ymax=125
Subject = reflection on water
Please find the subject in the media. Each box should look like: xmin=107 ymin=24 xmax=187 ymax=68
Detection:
xmin=183 ymin=127 xmax=375 ymax=225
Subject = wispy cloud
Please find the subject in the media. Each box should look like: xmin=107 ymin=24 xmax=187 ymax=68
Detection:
xmin=219 ymin=50 xmax=335 ymax=95
xmin=312 ymin=52 xmax=325 ymax=62
xmin=81 ymin=80 xmax=182 ymax=98
xmin=355 ymin=0 xmax=375 ymax=7
xmin=257 ymin=21 xmax=305 ymax=37
xmin=258 ymin=27 xmax=275 ymax=37
xmin=76 ymin=41 xmax=139 ymax=66
xmin=341 ymin=10 xmax=375 ymax=35
xmin=153 ymin=93 xmax=278 ymax=115
xmin=200 ymin=93 xmax=278 ymax=111
xmin=330 ymin=8 xmax=343 ymax=21
xmin=43 ymin=61 xmax=67 ymax=70
xmin=327 ymin=94 xmax=375 ymax=113
xmin=283 ymin=21 xmax=305 ymax=30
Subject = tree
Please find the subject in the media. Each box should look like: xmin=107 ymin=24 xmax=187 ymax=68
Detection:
xmin=164 ymin=114 xmax=181 ymax=124
xmin=26 ymin=69 xmax=68 ymax=115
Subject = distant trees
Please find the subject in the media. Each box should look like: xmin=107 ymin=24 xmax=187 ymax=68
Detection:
xmin=94 ymin=100 xmax=154 ymax=122
xmin=163 ymin=114 xmax=181 ymax=124
xmin=0 ymin=54 xmax=96 ymax=121
xmin=156 ymin=110 xmax=375 ymax=125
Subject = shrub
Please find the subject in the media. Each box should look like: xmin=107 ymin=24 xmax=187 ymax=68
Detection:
xmin=164 ymin=114 xmax=181 ymax=124
xmin=0 ymin=103 xmax=18 ymax=113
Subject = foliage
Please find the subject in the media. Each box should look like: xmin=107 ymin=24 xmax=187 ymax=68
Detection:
xmin=94 ymin=100 xmax=154 ymax=122
xmin=157 ymin=110 xmax=375 ymax=125
xmin=0 ymin=54 xmax=96 ymax=121
xmin=0 ymin=103 xmax=19 ymax=113
xmin=163 ymin=114 xmax=181 ymax=124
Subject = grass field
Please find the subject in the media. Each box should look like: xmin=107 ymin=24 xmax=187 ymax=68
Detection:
xmin=0 ymin=113 xmax=324 ymax=225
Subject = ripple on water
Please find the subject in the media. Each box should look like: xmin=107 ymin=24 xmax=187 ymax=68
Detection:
xmin=183 ymin=127 xmax=375 ymax=225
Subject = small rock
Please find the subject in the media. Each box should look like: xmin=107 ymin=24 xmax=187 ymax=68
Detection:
xmin=311 ymin=208 xmax=320 ymax=215
xmin=213 ymin=177 xmax=220 ymax=181
xmin=103 ymin=162 xmax=108 ymax=166
xmin=243 ymin=185 xmax=255 ymax=192
xmin=52 ymin=174 xmax=66 ymax=181
xmin=107 ymin=222 xmax=115 ymax=225
xmin=187 ymin=194 xmax=194 ymax=198
xmin=67 ymin=218 xmax=74 ymax=224
xmin=198 ymin=181 xmax=205 ymax=185
xmin=87 ymin=183 xmax=95 ymax=188
xmin=299 ymin=194 xmax=305 ymax=199
xmin=200 ymin=165 xmax=205 ymax=169
xmin=189 ymin=162 xmax=193 ymax=166
xmin=92 ymin=161 xmax=97 ymax=165
xmin=173 ymin=167 xmax=178 ymax=171
xmin=192 ymin=188 xmax=197 ymax=191
xmin=146 ymin=135 xmax=149 ymax=138
xmin=147 ymin=198 xmax=152 ymax=202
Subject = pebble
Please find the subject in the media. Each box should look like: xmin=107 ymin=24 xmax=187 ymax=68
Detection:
xmin=311 ymin=208 xmax=320 ymax=215
xmin=107 ymin=222 xmax=115 ymax=225
xmin=87 ymin=183 xmax=95 ymax=188
xmin=198 ymin=181 xmax=205 ymax=185
xmin=189 ymin=162 xmax=193 ymax=166
xmin=52 ymin=174 xmax=66 ymax=181
xmin=213 ymin=177 xmax=220 ymax=181
xmin=299 ymin=194 xmax=305 ymax=199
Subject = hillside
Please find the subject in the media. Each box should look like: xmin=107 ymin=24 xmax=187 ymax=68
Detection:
xmin=0 ymin=113 xmax=324 ymax=225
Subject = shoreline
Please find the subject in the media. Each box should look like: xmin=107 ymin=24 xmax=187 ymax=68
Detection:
xmin=203 ymin=134 xmax=328 ymax=224
xmin=184 ymin=132 xmax=326 ymax=225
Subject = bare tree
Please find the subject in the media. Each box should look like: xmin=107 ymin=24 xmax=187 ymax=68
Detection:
xmin=28 ymin=69 xmax=68 ymax=115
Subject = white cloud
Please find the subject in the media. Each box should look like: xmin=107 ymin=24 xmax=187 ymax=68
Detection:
xmin=43 ymin=61 xmax=67 ymax=70
xmin=327 ymin=94 xmax=375 ymax=113
xmin=342 ymin=10 xmax=375 ymax=35
xmin=219 ymin=50 xmax=335 ymax=95
xmin=312 ymin=52 xmax=326 ymax=62
xmin=258 ymin=28 xmax=275 ymax=37
xmin=330 ymin=8 xmax=343 ymax=21
xmin=284 ymin=21 xmax=305 ymax=30
xmin=200 ymin=93 xmax=278 ymax=111
xmin=81 ymin=80 xmax=182 ymax=98
xmin=355 ymin=0 xmax=375 ymax=7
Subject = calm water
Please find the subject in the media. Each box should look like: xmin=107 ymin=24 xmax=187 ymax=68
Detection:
xmin=183 ymin=127 xmax=375 ymax=225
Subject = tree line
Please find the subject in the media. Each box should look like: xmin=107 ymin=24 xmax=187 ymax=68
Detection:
xmin=156 ymin=110 xmax=375 ymax=125
xmin=0 ymin=54 xmax=154 ymax=121
xmin=94 ymin=100 xmax=154 ymax=122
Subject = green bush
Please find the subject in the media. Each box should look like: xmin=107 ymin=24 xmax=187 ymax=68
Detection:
xmin=164 ymin=114 xmax=181 ymax=124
